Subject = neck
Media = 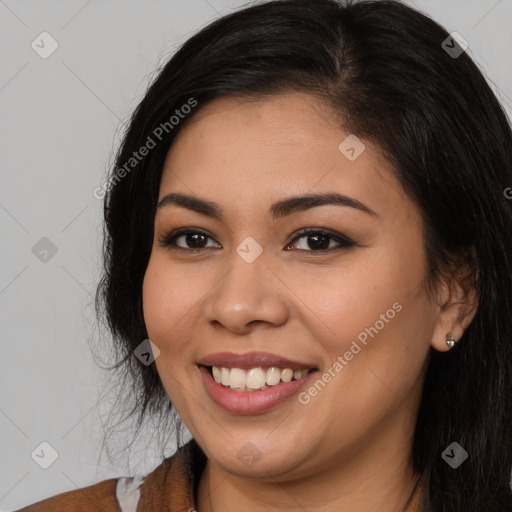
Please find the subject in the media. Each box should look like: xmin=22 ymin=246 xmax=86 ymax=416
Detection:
xmin=198 ymin=460 xmax=422 ymax=512
xmin=196 ymin=427 xmax=424 ymax=512
xmin=196 ymin=374 xmax=427 ymax=512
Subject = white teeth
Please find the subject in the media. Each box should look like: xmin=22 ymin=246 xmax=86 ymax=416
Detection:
xmin=281 ymin=368 xmax=293 ymax=382
xmin=246 ymin=368 xmax=266 ymax=389
xmin=228 ymin=368 xmax=246 ymax=389
xmin=210 ymin=365 xmax=312 ymax=391
xmin=221 ymin=367 xmax=230 ymax=386
xmin=212 ymin=366 xmax=222 ymax=383
xmin=266 ymin=367 xmax=281 ymax=386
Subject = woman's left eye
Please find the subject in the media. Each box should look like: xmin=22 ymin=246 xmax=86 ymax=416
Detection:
xmin=285 ymin=228 xmax=355 ymax=252
xmin=158 ymin=227 xmax=355 ymax=253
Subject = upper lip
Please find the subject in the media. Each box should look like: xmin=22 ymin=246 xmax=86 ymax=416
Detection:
xmin=197 ymin=351 xmax=317 ymax=371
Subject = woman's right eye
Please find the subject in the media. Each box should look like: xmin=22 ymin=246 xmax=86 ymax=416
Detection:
xmin=159 ymin=228 xmax=221 ymax=251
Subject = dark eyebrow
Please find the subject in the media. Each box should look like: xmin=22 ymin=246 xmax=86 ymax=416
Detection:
xmin=157 ymin=192 xmax=378 ymax=220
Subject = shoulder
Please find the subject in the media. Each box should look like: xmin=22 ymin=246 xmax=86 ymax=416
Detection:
xmin=14 ymin=475 xmax=146 ymax=512
xmin=14 ymin=439 xmax=204 ymax=512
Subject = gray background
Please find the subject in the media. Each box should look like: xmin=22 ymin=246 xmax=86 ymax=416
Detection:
xmin=1 ymin=0 xmax=511 ymax=510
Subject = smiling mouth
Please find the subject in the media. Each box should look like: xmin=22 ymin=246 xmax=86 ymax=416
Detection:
xmin=204 ymin=365 xmax=316 ymax=392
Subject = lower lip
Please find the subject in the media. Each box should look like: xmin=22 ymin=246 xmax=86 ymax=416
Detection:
xmin=199 ymin=365 xmax=318 ymax=414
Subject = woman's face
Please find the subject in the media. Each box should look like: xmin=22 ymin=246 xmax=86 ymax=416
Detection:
xmin=142 ymin=92 xmax=439 ymax=480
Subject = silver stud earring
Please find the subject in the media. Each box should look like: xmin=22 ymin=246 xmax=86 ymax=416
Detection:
xmin=446 ymin=332 xmax=457 ymax=348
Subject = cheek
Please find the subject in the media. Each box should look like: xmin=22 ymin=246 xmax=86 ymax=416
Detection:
xmin=142 ymin=260 xmax=170 ymax=341
xmin=306 ymin=231 xmax=431 ymax=385
xmin=142 ymin=255 xmax=205 ymax=409
xmin=308 ymin=257 xmax=418 ymax=347
xmin=142 ymin=255 xmax=199 ymax=354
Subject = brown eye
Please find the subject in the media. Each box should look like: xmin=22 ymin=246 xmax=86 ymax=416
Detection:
xmin=159 ymin=227 xmax=355 ymax=254
xmin=286 ymin=228 xmax=355 ymax=253
xmin=159 ymin=228 xmax=220 ymax=251
xmin=180 ymin=232 xmax=208 ymax=249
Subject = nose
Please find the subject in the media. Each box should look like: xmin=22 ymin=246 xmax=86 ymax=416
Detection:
xmin=203 ymin=249 xmax=289 ymax=335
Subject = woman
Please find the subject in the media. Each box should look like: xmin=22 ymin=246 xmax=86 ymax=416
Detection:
xmin=17 ymin=0 xmax=512 ymax=511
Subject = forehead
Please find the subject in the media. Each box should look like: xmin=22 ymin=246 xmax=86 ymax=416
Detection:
xmin=158 ymin=92 xmax=411 ymax=221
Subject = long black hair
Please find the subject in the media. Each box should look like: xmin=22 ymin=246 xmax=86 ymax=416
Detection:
xmin=95 ymin=1 xmax=512 ymax=510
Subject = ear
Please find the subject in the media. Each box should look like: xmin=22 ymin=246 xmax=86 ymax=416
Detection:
xmin=430 ymin=250 xmax=479 ymax=352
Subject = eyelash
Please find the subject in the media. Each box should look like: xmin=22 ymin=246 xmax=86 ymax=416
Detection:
xmin=158 ymin=227 xmax=355 ymax=254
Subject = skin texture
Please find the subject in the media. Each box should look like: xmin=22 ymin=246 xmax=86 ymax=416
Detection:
xmin=142 ymin=92 xmax=478 ymax=512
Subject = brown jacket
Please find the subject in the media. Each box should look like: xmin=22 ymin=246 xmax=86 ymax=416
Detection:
xmin=15 ymin=438 xmax=428 ymax=511
xmin=16 ymin=439 xmax=206 ymax=512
